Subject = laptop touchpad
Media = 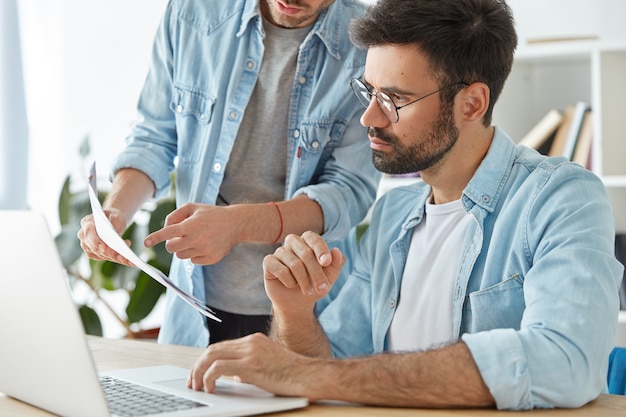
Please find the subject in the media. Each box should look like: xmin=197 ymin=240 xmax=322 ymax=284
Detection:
xmin=155 ymin=378 xmax=275 ymax=398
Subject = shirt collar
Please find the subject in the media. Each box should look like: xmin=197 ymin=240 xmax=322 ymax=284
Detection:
xmin=462 ymin=126 xmax=517 ymax=213
xmin=238 ymin=0 xmax=345 ymax=60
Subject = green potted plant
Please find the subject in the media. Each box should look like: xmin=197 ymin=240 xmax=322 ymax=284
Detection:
xmin=54 ymin=137 xmax=175 ymax=338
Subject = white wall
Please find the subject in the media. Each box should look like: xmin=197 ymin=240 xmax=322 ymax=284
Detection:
xmin=18 ymin=0 xmax=166 ymax=234
xmin=508 ymin=0 xmax=626 ymax=46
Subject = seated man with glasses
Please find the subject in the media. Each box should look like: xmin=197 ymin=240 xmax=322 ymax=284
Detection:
xmin=187 ymin=0 xmax=623 ymax=410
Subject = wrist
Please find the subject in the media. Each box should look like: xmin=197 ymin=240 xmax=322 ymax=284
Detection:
xmin=230 ymin=202 xmax=284 ymax=244
xmin=267 ymin=201 xmax=283 ymax=244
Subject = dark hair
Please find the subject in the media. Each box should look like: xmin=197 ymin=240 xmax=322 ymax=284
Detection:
xmin=349 ymin=0 xmax=517 ymax=126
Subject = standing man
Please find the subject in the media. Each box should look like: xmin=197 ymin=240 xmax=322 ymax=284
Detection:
xmin=188 ymin=0 xmax=623 ymax=410
xmin=77 ymin=0 xmax=379 ymax=347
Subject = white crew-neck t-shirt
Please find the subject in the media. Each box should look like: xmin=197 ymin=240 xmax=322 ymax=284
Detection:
xmin=387 ymin=198 xmax=472 ymax=352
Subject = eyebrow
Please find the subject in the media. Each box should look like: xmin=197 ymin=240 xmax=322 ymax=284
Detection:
xmin=362 ymin=77 xmax=415 ymax=96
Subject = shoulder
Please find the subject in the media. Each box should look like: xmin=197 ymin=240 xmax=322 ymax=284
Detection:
xmin=373 ymin=181 xmax=429 ymax=221
xmin=168 ymin=0 xmax=249 ymax=30
xmin=317 ymin=0 xmax=368 ymax=68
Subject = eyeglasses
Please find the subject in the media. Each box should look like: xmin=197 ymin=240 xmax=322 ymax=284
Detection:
xmin=350 ymin=78 xmax=468 ymax=123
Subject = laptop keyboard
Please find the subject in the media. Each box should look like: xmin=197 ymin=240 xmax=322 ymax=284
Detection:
xmin=100 ymin=376 xmax=207 ymax=416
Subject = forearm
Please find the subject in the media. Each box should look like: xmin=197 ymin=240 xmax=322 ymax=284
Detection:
xmin=269 ymin=308 xmax=333 ymax=359
xmin=104 ymin=168 xmax=155 ymax=227
xmin=306 ymin=342 xmax=494 ymax=407
xmin=235 ymin=194 xmax=323 ymax=244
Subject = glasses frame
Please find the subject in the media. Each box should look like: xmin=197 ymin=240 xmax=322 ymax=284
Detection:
xmin=350 ymin=78 xmax=468 ymax=123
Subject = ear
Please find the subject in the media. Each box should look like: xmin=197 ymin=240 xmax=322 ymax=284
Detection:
xmin=459 ymin=82 xmax=490 ymax=122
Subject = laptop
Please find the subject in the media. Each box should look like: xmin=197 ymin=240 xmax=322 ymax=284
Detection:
xmin=0 ymin=210 xmax=308 ymax=417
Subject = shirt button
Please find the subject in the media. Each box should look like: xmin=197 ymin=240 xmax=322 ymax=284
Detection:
xmin=246 ymin=60 xmax=255 ymax=70
xmin=199 ymin=113 xmax=206 ymax=120
xmin=482 ymin=195 xmax=490 ymax=203
xmin=389 ymin=300 xmax=395 ymax=308
xmin=311 ymin=141 xmax=319 ymax=149
xmin=298 ymin=76 xmax=306 ymax=84
xmin=229 ymin=111 xmax=237 ymax=120
xmin=186 ymin=263 xmax=192 ymax=273
xmin=293 ymin=129 xmax=300 ymax=138
xmin=176 ymin=104 xmax=184 ymax=113
xmin=213 ymin=162 xmax=222 ymax=172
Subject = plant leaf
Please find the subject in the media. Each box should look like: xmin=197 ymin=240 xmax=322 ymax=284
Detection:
xmin=54 ymin=224 xmax=84 ymax=267
xmin=78 ymin=304 xmax=103 ymax=336
xmin=58 ymin=176 xmax=73 ymax=226
xmin=148 ymin=199 xmax=176 ymax=233
xmin=126 ymin=261 xmax=165 ymax=324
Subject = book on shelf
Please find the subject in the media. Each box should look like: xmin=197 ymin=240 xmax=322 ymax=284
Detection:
xmin=518 ymin=109 xmax=563 ymax=152
xmin=572 ymin=110 xmax=593 ymax=168
xmin=561 ymin=101 xmax=591 ymax=160
xmin=548 ymin=105 xmax=575 ymax=157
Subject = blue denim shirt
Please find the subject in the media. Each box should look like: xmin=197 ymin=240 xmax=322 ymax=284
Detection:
xmin=111 ymin=0 xmax=380 ymax=347
xmin=318 ymin=127 xmax=623 ymax=410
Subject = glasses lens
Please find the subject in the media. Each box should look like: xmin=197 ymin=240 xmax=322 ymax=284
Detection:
xmin=351 ymin=79 xmax=372 ymax=109
xmin=376 ymin=93 xmax=398 ymax=123
xmin=350 ymin=78 xmax=398 ymax=123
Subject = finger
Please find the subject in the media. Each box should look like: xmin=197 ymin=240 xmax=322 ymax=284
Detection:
xmin=281 ymin=234 xmax=327 ymax=295
xmin=144 ymin=223 xmax=183 ymax=247
xmin=163 ymin=203 xmax=194 ymax=227
xmin=79 ymin=232 xmax=134 ymax=266
xmin=263 ymin=249 xmax=301 ymax=290
xmin=325 ymin=248 xmax=345 ymax=285
xmin=287 ymin=233 xmax=335 ymax=295
xmin=188 ymin=339 xmax=250 ymax=391
xmin=301 ymin=231 xmax=332 ymax=266
xmin=190 ymin=254 xmax=221 ymax=266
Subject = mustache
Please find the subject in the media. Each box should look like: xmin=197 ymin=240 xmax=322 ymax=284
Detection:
xmin=368 ymin=127 xmax=397 ymax=145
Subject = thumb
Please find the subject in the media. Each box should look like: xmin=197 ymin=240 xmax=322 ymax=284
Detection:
xmin=323 ymin=248 xmax=346 ymax=287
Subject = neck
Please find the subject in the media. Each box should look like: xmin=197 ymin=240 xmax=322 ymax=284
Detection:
xmin=422 ymin=126 xmax=494 ymax=205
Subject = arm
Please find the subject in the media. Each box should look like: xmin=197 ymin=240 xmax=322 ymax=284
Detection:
xmin=143 ymin=194 xmax=324 ymax=265
xmin=305 ymin=342 xmax=493 ymax=407
xmin=263 ymin=232 xmax=344 ymax=357
xmin=189 ymin=230 xmax=494 ymax=407
xmin=77 ymin=168 xmax=155 ymax=265
xmin=103 ymin=168 xmax=155 ymax=226
xmin=187 ymin=334 xmax=494 ymax=407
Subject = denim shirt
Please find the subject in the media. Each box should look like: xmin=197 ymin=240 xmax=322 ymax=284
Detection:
xmin=318 ymin=127 xmax=623 ymax=410
xmin=111 ymin=0 xmax=380 ymax=347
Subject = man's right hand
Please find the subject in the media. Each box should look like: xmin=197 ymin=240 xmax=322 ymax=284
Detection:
xmin=77 ymin=209 xmax=134 ymax=266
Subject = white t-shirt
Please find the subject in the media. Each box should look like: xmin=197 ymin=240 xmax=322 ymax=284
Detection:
xmin=387 ymin=198 xmax=472 ymax=352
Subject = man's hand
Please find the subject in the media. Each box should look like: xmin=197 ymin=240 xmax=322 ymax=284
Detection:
xmin=77 ymin=209 xmax=133 ymax=266
xmin=187 ymin=333 xmax=310 ymax=397
xmin=263 ymin=231 xmax=345 ymax=314
xmin=144 ymin=203 xmax=240 ymax=265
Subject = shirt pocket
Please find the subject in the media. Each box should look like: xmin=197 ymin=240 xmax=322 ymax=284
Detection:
xmin=297 ymin=120 xmax=345 ymax=171
xmin=464 ymin=274 xmax=525 ymax=333
xmin=170 ymin=84 xmax=215 ymax=163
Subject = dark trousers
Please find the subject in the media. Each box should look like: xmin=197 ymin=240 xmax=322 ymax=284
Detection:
xmin=206 ymin=305 xmax=271 ymax=346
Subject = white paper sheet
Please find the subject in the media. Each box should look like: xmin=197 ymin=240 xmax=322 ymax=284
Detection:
xmin=87 ymin=162 xmax=220 ymax=322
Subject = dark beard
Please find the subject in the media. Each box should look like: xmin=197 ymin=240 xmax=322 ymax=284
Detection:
xmin=370 ymin=106 xmax=459 ymax=174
